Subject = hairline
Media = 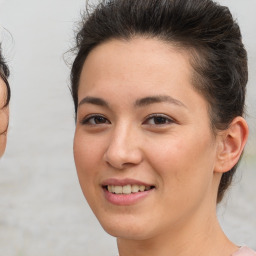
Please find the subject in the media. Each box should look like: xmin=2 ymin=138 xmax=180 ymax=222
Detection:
xmin=75 ymin=34 xmax=218 ymax=133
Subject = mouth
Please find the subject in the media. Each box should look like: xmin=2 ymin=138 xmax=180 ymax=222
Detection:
xmin=101 ymin=178 xmax=156 ymax=205
xmin=103 ymin=184 xmax=155 ymax=195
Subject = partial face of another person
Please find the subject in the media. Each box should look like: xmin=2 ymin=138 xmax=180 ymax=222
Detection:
xmin=73 ymin=38 xmax=223 ymax=240
xmin=0 ymin=77 xmax=9 ymax=157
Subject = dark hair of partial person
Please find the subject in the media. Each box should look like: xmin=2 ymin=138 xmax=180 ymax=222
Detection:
xmin=0 ymin=45 xmax=11 ymax=107
xmin=70 ymin=0 xmax=248 ymax=203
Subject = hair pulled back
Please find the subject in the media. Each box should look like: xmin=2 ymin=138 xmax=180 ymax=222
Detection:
xmin=71 ymin=0 xmax=248 ymax=203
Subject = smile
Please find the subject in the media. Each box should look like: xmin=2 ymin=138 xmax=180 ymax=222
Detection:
xmin=105 ymin=184 xmax=153 ymax=194
xmin=101 ymin=179 xmax=155 ymax=206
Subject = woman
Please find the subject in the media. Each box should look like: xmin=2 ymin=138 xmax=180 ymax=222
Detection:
xmin=0 ymin=44 xmax=10 ymax=157
xmin=70 ymin=0 xmax=255 ymax=255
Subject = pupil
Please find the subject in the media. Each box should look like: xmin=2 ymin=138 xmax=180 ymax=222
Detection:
xmin=154 ymin=116 xmax=166 ymax=124
xmin=95 ymin=117 xmax=106 ymax=124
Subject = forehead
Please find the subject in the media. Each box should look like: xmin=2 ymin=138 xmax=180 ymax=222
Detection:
xmin=79 ymin=37 xmax=193 ymax=94
xmin=78 ymin=38 xmax=211 ymax=119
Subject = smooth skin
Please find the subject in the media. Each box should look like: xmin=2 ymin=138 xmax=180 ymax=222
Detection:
xmin=73 ymin=38 xmax=248 ymax=256
xmin=0 ymin=77 xmax=9 ymax=157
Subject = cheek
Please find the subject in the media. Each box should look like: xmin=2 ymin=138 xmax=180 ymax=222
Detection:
xmin=0 ymin=106 xmax=9 ymax=132
xmin=0 ymin=107 xmax=9 ymax=157
xmin=74 ymin=130 xmax=98 ymax=177
xmin=73 ymin=131 xmax=97 ymax=212
xmin=0 ymin=135 xmax=7 ymax=157
xmin=147 ymin=130 xmax=216 ymax=198
xmin=73 ymin=129 xmax=107 ymax=197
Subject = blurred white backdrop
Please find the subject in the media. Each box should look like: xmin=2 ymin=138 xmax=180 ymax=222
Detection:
xmin=0 ymin=0 xmax=255 ymax=255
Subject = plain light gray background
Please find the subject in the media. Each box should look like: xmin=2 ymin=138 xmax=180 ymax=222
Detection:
xmin=0 ymin=0 xmax=255 ymax=255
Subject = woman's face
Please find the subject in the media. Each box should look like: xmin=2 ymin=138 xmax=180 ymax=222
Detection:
xmin=0 ymin=77 xmax=9 ymax=157
xmin=74 ymin=38 xmax=221 ymax=240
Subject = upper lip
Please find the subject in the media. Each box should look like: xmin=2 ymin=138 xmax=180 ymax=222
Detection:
xmin=101 ymin=178 xmax=154 ymax=187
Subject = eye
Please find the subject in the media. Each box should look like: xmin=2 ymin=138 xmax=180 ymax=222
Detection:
xmin=143 ymin=114 xmax=175 ymax=125
xmin=81 ymin=115 xmax=110 ymax=125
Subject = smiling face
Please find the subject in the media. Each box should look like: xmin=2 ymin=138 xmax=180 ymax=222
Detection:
xmin=74 ymin=38 xmax=222 ymax=240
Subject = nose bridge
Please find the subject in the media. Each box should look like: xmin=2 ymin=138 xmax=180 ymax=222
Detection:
xmin=104 ymin=120 xmax=142 ymax=169
xmin=112 ymin=121 xmax=132 ymax=148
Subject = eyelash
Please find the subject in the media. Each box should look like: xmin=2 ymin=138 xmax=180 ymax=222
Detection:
xmin=143 ymin=114 xmax=175 ymax=126
xmin=80 ymin=113 xmax=175 ymax=126
xmin=80 ymin=114 xmax=110 ymax=126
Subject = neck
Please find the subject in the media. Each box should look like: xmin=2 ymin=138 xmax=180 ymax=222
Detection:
xmin=117 ymin=210 xmax=237 ymax=256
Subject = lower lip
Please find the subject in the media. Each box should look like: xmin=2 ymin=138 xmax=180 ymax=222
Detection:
xmin=103 ymin=188 xmax=153 ymax=206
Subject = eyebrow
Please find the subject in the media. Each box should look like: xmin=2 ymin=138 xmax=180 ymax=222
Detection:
xmin=134 ymin=95 xmax=187 ymax=108
xmin=78 ymin=95 xmax=187 ymax=109
xmin=78 ymin=96 xmax=109 ymax=108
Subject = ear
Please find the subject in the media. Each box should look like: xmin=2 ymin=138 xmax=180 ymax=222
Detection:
xmin=214 ymin=116 xmax=249 ymax=173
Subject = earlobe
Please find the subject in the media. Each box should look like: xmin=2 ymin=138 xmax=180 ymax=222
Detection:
xmin=214 ymin=116 xmax=249 ymax=173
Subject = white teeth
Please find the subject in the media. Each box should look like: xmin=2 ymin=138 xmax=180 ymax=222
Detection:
xmin=131 ymin=184 xmax=139 ymax=193
xmin=114 ymin=186 xmax=122 ymax=194
xmin=139 ymin=185 xmax=145 ymax=192
xmin=107 ymin=185 xmax=112 ymax=193
xmin=106 ymin=184 xmax=152 ymax=194
xmin=122 ymin=185 xmax=131 ymax=194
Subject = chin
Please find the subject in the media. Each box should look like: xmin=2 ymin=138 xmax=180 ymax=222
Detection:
xmin=104 ymin=225 xmax=153 ymax=241
xmin=96 ymin=213 xmax=157 ymax=240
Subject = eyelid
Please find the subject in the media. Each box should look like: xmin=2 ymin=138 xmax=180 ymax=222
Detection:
xmin=143 ymin=113 xmax=176 ymax=125
xmin=80 ymin=114 xmax=110 ymax=125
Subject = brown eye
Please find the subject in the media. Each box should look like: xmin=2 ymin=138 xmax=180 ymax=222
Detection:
xmin=93 ymin=116 xmax=108 ymax=124
xmin=143 ymin=114 xmax=174 ymax=125
xmin=152 ymin=116 xmax=169 ymax=124
xmin=81 ymin=115 xmax=110 ymax=125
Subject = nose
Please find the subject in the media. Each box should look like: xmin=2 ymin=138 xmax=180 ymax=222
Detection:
xmin=103 ymin=123 xmax=143 ymax=170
